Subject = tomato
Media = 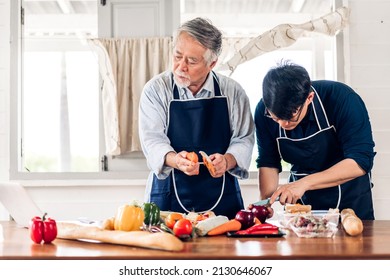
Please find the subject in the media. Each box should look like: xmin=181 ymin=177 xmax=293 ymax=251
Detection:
xmin=186 ymin=152 xmax=198 ymax=163
xmin=165 ymin=212 xmax=184 ymax=229
xmin=173 ymin=218 xmax=193 ymax=237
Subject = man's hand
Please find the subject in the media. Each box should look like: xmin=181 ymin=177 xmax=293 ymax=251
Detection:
xmin=271 ymin=181 xmax=307 ymax=205
xmin=208 ymin=153 xmax=232 ymax=178
xmin=175 ymin=151 xmax=199 ymax=176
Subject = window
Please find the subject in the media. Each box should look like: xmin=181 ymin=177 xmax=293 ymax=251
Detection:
xmin=21 ymin=0 xmax=99 ymax=173
xmin=12 ymin=0 xmax=339 ymax=179
xmin=181 ymin=0 xmax=338 ymax=171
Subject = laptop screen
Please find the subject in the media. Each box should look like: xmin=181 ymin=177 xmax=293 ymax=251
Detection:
xmin=0 ymin=182 xmax=43 ymax=228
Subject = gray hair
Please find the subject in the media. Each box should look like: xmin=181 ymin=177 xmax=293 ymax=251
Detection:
xmin=173 ymin=17 xmax=222 ymax=65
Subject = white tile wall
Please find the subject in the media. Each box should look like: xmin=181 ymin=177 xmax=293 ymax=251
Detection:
xmin=357 ymin=87 xmax=389 ymax=109
xmin=0 ymin=0 xmax=10 ymax=220
xmin=348 ymin=0 xmax=390 ymax=22
xmin=372 ymin=153 xmax=390 ymax=178
xmin=350 ymin=45 xmax=390 ymax=66
xmin=349 ymin=24 xmax=390 ymax=45
xmin=348 ymin=0 xmax=390 ymax=219
xmin=372 ymin=131 xmax=390 ymax=152
xmin=369 ymin=109 xmax=390 ymax=131
xmin=0 ymin=0 xmax=11 ymax=184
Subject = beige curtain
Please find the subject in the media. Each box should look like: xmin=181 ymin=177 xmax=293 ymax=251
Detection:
xmin=89 ymin=37 xmax=172 ymax=155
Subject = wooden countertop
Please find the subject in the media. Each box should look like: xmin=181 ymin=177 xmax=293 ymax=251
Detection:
xmin=1 ymin=220 xmax=390 ymax=260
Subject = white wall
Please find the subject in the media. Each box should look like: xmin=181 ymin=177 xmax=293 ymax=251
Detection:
xmin=1 ymin=0 xmax=390 ymax=221
xmin=345 ymin=0 xmax=390 ymax=219
xmin=17 ymin=179 xmax=266 ymax=221
xmin=0 ymin=1 xmax=10 ymax=180
xmin=0 ymin=0 xmax=11 ymax=220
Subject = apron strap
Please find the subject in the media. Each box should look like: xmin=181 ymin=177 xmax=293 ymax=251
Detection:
xmin=171 ymin=166 xmax=226 ymax=213
xmin=311 ymin=86 xmax=331 ymax=130
xmin=279 ymin=86 xmax=332 ymax=137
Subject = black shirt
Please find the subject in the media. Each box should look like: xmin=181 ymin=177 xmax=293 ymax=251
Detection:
xmin=254 ymin=80 xmax=376 ymax=173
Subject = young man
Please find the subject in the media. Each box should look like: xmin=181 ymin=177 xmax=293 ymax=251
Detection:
xmin=255 ymin=61 xmax=376 ymax=220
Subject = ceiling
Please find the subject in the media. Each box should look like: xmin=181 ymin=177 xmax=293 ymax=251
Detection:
xmin=22 ymin=0 xmax=333 ymax=37
xmin=183 ymin=0 xmax=332 ymax=14
xmin=23 ymin=0 xmax=332 ymax=14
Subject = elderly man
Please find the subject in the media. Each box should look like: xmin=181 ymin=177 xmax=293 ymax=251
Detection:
xmin=139 ymin=18 xmax=254 ymax=219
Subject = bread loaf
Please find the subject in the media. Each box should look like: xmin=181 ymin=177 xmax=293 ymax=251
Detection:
xmin=57 ymin=222 xmax=184 ymax=251
xmin=100 ymin=217 xmax=115 ymax=230
xmin=341 ymin=208 xmax=363 ymax=236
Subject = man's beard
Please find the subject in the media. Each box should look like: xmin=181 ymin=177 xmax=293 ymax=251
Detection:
xmin=174 ymin=70 xmax=191 ymax=88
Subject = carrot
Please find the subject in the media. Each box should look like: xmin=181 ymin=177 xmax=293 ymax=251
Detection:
xmin=186 ymin=152 xmax=198 ymax=163
xmin=207 ymin=219 xmax=242 ymax=236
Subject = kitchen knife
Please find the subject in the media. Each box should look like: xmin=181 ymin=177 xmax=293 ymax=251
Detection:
xmin=199 ymin=151 xmax=216 ymax=176
xmin=252 ymin=196 xmax=280 ymax=206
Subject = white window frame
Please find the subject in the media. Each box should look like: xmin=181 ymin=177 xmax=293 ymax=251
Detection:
xmin=9 ymin=0 xmax=344 ymax=182
xmin=10 ymin=0 xmax=151 ymax=180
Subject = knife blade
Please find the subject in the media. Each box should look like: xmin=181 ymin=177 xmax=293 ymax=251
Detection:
xmin=252 ymin=196 xmax=280 ymax=206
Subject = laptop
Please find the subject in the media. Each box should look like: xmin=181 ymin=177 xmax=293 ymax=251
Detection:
xmin=0 ymin=181 xmax=44 ymax=228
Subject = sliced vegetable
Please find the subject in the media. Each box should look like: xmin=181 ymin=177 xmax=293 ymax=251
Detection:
xmin=241 ymin=230 xmax=280 ymax=235
xmin=207 ymin=219 xmax=242 ymax=236
xmin=114 ymin=204 xmax=144 ymax=231
xmin=235 ymin=223 xmax=279 ymax=235
xmin=199 ymin=151 xmax=216 ymax=176
xmin=142 ymin=202 xmax=160 ymax=226
xmin=195 ymin=215 xmax=229 ymax=236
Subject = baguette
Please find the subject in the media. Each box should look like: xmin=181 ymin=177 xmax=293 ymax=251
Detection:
xmin=100 ymin=217 xmax=115 ymax=230
xmin=341 ymin=208 xmax=363 ymax=236
xmin=285 ymin=203 xmax=311 ymax=214
xmin=57 ymin=222 xmax=184 ymax=251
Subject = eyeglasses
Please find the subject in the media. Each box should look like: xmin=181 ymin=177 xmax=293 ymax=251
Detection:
xmin=264 ymin=105 xmax=304 ymax=123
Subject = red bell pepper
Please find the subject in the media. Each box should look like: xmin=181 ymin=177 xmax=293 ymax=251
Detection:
xmin=235 ymin=223 xmax=279 ymax=235
xmin=29 ymin=213 xmax=57 ymax=244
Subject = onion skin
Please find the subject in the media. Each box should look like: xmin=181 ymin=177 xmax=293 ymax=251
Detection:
xmin=235 ymin=210 xmax=255 ymax=229
xmin=249 ymin=205 xmax=270 ymax=223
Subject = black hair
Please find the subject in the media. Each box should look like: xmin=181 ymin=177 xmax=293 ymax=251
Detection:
xmin=262 ymin=60 xmax=312 ymax=120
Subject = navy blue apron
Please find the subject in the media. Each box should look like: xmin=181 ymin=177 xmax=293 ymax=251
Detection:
xmin=277 ymin=87 xmax=374 ymax=220
xmin=150 ymin=72 xmax=244 ymax=219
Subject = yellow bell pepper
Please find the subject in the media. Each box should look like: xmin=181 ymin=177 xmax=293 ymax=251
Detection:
xmin=114 ymin=204 xmax=144 ymax=231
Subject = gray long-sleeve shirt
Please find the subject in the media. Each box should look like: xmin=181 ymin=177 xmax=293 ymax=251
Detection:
xmin=139 ymin=70 xmax=255 ymax=199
